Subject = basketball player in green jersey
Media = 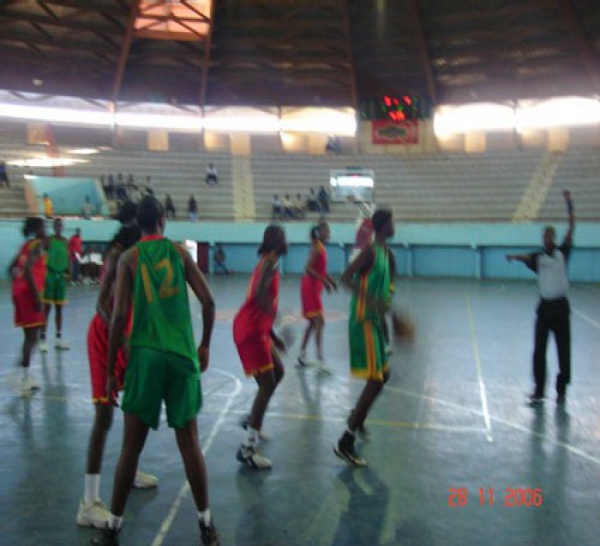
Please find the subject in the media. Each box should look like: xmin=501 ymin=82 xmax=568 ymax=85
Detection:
xmin=335 ymin=209 xmax=396 ymax=467
xmin=91 ymin=196 xmax=219 ymax=546
xmin=40 ymin=217 xmax=70 ymax=351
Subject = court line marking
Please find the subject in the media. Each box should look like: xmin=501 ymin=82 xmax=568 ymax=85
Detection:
xmin=200 ymin=408 xmax=483 ymax=433
xmin=465 ymin=294 xmax=493 ymax=442
xmin=572 ymin=307 xmax=600 ymax=330
xmin=385 ymin=385 xmax=600 ymax=467
xmin=150 ymin=369 xmax=242 ymax=546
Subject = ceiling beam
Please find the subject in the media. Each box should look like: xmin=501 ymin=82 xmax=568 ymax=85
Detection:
xmin=0 ymin=9 xmax=123 ymax=35
xmin=0 ymin=31 xmax=117 ymax=52
xmin=556 ymin=0 xmax=600 ymax=93
xmin=199 ymin=0 xmax=215 ymax=108
xmin=408 ymin=0 xmax=437 ymax=105
xmin=111 ymin=0 xmax=140 ymax=103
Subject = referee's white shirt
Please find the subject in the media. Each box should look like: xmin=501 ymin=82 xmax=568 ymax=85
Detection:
xmin=537 ymin=250 xmax=569 ymax=300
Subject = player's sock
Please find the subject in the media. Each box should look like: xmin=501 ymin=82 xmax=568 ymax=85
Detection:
xmin=198 ymin=508 xmax=211 ymax=526
xmin=107 ymin=514 xmax=122 ymax=531
xmin=244 ymin=427 xmax=259 ymax=446
xmin=84 ymin=474 xmax=100 ymax=504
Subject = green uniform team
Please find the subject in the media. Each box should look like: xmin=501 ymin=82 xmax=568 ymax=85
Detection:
xmin=348 ymin=242 xmax=392 ymax=381
xmin=122 ymin=237 xmax=202 ymax=429
xmin=43 ymin=234 xmax=70 ymax=304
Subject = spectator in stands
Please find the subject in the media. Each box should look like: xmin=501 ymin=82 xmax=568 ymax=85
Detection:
xmin=68 ymin=228 xmax=83 ymax=285
xmin=106 ymin=174 xmax=115 ymax=200
xmin=115 ymin=178 xmax=127 ymax=202
xmin=293 ymin=193 xmax=306 ymax=219
xmin=129 ymin=185 xmax=142 ymax=204
xmin=318 ymin=185 xmax=330 ymax=213
xmin=82 ymin=195 xmax=94 ymax=219
xmin=325 ymin=134 xmax=341 ymax=154
xmin=165 ymin=194 xmax=176 ymax=219
xmin=0 ymin=161 xmax=9 ymax=188
xmin=43 ymin=193 xmax=54 ymax=218
xmin=272 ymin=194 xmax=284 ymax=220
xmin=307 ymin=188 xmax=320 ymax=212
xmin=188 ymin=195 xmax=198 ymax=221
xmin=205 ymin=162 xmax=218 ymax=186
xmin=213 ymin=244 xmax=231 ymax=275
xmin=283 ymin=193 xmax=294 ymax=219
xmin=144 ymin=176 xmax=154 ymax=195
xmin=126 ymin=173 xmax=134 ymax=185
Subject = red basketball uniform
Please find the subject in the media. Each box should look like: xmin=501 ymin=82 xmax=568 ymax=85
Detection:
xmin=301 ymin=240 xmax=327 ymax=318
xmin=12 ymin=239 xmax=47 ymax=328
xmin=87 ymin=313 xmax=128 ymax=404
xmin=87 ymin=245 xmax=131 ymax=404
xmin=233 ymin=256 xmax=280 ymax=376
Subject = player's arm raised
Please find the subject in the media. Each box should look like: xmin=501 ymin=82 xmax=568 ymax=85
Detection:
xmin=180 ymin=246 xmax=215 ymax=372
xmin=563 ymin=190 xmax=575 ymax=245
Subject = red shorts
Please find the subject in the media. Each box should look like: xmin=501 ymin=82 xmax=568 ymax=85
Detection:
xmin=12 ymin=284 xmax=45 ymax=329
xmin=235 ymin=335 xmax=274 ymax=377
xmin=87 ymin=313 xmax=127 ymax=405
xmin=301 ymin=276 xmax=323 ymax=319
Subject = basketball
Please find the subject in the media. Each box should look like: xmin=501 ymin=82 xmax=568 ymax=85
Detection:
xmin=391 ymin=310 xmax=416 ymax=342
xmin=278 ymin=322 xmax=296 ymax=348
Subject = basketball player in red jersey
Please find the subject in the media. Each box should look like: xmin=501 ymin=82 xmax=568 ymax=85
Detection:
xmin=298 ymin=222 xmax=337 ymax=373
xmin=9 ymin=217 xmax=47 ymax=395
xmin=233 ymin=225 xmax=288 ymax=469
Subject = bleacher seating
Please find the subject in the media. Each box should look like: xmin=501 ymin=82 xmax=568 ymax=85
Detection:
xmin=538 ymin=148 xmax=600 ymax=221
xmin=1 ymin=125 xmax=598 ymax=223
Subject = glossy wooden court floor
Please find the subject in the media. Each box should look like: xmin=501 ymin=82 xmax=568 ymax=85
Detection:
xmin=1 ymin=276 xmax=600 ymax=546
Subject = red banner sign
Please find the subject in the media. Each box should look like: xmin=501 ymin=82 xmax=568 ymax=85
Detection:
xmin=371 ymin=120 xmax=419 ymax=145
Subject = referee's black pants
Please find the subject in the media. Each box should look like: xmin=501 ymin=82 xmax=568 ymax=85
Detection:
xmin=532 ymin=297 xmax=571 ymax=397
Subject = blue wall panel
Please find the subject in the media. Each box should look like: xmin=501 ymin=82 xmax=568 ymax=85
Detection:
xmin=413 ymin=246 xmax=475 ymax=278
xmin=2 ymin=219 xmax=600 ymax=281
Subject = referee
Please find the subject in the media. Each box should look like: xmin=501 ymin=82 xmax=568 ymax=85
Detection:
xmin=506 ymin=190 xmax=575 ymax=404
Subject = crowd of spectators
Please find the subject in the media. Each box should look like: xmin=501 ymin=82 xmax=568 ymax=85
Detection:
xmin=271 ymin=186 xmax=330 ymax=220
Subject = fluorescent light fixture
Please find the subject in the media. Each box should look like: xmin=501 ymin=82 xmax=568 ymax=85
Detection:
xmin=280 ymin=110 xmax=356 ymax=135
xmin=0 ymin=104 xmax=113 ymax=126
xmin=434 ymin=103 xmax=515 ymax=137
xmin=68 ymin=148 xmax=100 ymax=155
xmin=11 ymin=157 xmax=87 ymax=168
xmin=516 ymin=97 xmax=600 ymax=132
xmin=115 ymin=112 xmax=201 ymax=131
xmin=203 ymin=116 xmax=279 ymax=133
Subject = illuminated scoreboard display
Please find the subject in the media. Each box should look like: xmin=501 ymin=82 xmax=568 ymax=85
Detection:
xmin=360 ymin=95 xmax=426 ymax=121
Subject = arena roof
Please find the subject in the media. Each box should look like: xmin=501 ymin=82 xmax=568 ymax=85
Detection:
xmin=1 ymin=0 xmax=599 ymax=108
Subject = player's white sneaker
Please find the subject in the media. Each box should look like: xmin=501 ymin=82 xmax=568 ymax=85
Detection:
xmin=236 ymin=444 xmax=272 ymax=469
xmin=315 ymin=360 xmax=332 ymax=375
xmin=20 ymin=375 xmax=40 ymax=396
xmin=55 ymin=339 xmax=70 ymax=350
xmin=133 ymin=470 xmax=158 ymax=489
xmin=38 ymin=341 xmax=48 ymax=353
xmin=76 ymin=499 xmax=110 ymax=528
xmin=296 ymin=351 xmax=314 ymax=368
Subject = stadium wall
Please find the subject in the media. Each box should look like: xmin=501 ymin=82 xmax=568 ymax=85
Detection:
xmin=2 ymin=220 xmax=600 ymax=282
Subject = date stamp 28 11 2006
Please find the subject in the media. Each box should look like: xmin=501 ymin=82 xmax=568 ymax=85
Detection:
xmin=448 ymin=487 xmax=543 ymax=508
